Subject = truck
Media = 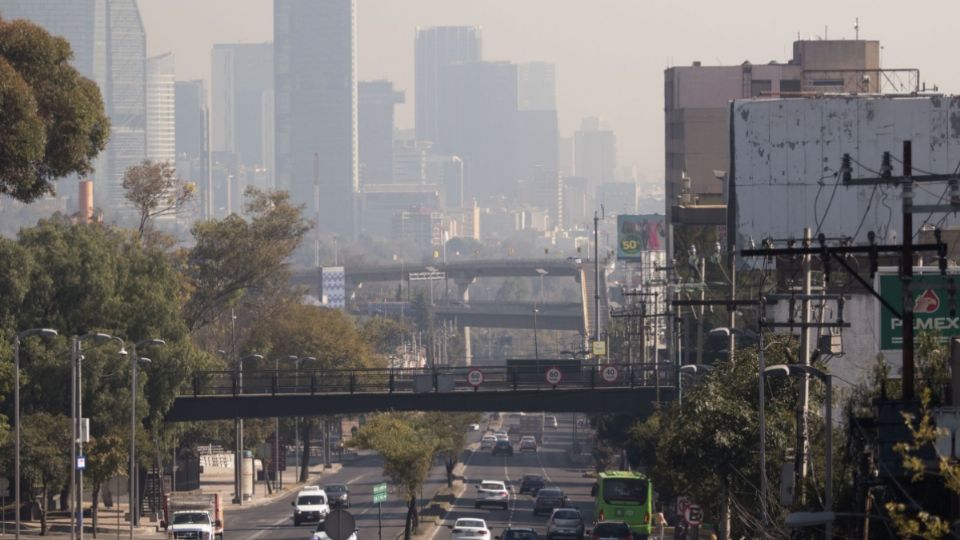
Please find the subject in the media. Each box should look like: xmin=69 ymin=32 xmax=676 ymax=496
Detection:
xmin=161 ymin=492 xmax=224 ymax=540
xmin=517 ymin=414 xmax=544 ymax=444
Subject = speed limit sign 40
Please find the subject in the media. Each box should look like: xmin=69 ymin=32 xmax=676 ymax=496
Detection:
xmin=545 ymin=367 xmax=563 ymax=386
xmin=466 ymin=369 xmax=484 ymax=387
xmin=600 ymin=366 xmax=619 ymax=383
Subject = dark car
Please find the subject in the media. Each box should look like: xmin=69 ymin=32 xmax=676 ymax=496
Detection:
xmin=590 ymin=521 xmax=632 ymax=540
xmin=325 ymin=484 xmax=349 ymax=508
xmin=492 ymin=440 xmax=514 ymax=456
xmin=518 ymin=475 xmax=545 ymax=495
xmin=498 ymin=528 xmax=540 ymax=540
xmin=533 ymin=488 xmax=568 ymax=516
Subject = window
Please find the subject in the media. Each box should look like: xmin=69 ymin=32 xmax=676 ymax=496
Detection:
xmin=298 ymin=496 xmax=326 ymax=505
xmin=601 ymin=478 xmax=648 ymax=504
xmin=780 ymin=79 xmax=801 ymax=93
xmin=750 ymin=79 xmax=772 ymax=97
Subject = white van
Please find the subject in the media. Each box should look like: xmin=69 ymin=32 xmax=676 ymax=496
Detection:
xmin=292 ymin=486 xmax=330 ymax=526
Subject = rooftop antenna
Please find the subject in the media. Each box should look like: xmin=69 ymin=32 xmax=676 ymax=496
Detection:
xmin=854 ymin=17 xmax=859 ymax=40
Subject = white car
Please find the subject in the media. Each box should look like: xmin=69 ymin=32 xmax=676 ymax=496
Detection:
xmin=449 ymin=518 xmax=491 ymax=540
xmin=480 ymin=435 xmax=496 ymax=449
xmin=495 ymin=431 xmax=509 ymax=441
xmin=292 ymin=486 xmax=330 ymax=526
xmin=312 ymin=519 xmax=358 ymax=540
xmin=468 ymin=423 xmax=481 ymax=431
xmin=475 ymin=480 xmax=510 ymax=510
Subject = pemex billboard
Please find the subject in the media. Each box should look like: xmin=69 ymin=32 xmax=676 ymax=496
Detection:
xmin=617 ymin=214 xmax=665 ymax=261
xmin=878 ymin=271 xmax=960 ymax=351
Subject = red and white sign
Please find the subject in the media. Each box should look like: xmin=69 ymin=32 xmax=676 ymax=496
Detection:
xmin=601 ymin=366 xmax=619 ymax=383
xmin=545 ymin=367 xmax=563 ymax=385
xmin=684 ymin=504 xmax=703 ymax=526
xmin=466 ymin=369 xmax=484 ymax=387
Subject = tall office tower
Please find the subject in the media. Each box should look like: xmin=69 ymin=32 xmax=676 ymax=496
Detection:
xmin=517 ymin=110 xmax=559 ymax=185
xmin=211 ymin=43 xmax=274 ymax=179
xmin=275 ymin=0 xmax=358 ymax=237
xmin=176 ymin=80 xmax=211 ymax=219
xmin=437 ymin=61 xmax=518 ymax=203
xmin=518 ymin=62 xmax=556 ymax=111
xmin=0 ymin=0 xmax=148 ymax=214
xmin=414 ymin=26 xmax=482 ymax=143
xmin=146 ymin=53 xmax=176 ymax=165
xmin=574 ymin=117 xmax=617 ymax=193
xmin=359 ymin=80 xmax=404 ymax=185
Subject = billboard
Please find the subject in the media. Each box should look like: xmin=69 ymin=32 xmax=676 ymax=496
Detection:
xmin=617 ymin=214 xmax=665 ymax=261
xmin=322 ymin=266 xmax=346 ymax=309
xmin=878 ymin=271 xmax=960 ymax=351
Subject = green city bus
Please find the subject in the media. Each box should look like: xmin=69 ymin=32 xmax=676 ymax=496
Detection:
xmin=591 ymin=471 xmax=654 ymax=538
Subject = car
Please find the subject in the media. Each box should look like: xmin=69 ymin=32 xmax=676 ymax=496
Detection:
xmin=518 ymin=474 xmax=545 ymax=495
xmin=312 ymin=518 xmax=358 ymax=540
xmin=534 ymin=488 xmax=569 ymax=516
xmin=468 ymin=423 xmax=481 ymax=431
xmin=495 ymin=430 xmax=509 ymax=440
xmin=546 ymin=508 xmax=585 ymax=540
xmin=475 ymin=480 xmax=510 ymax=510
xmin=544 ymin=416 xmax=558 ymax=429
xmin=292 ymin=486 xmax=330 ymax=526
xmin=325 ymin=484 xmax=349 ymax=508
xmin=498 ymin=528 xmax=540 ymax=540
xmin=492 ymin=440 xmax=514 ymax=456
xmin=589 ymin=521 xmax=633 ymax=540
xmin=480 ymin=435 xmax=497 ymax=449
xmin=519 ymin=436 xmax=537 ymax=452
xmin=449 ymin=518 xmax=491 ymax=540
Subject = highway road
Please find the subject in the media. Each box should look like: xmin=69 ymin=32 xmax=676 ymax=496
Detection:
xmin=222 ymin=413 xmax=595 ymax=540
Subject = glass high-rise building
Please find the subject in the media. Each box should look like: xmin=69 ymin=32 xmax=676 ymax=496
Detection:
xmin=275 ymin=0 xmax=357 ymax=238
xmin=414 ymin=26 xmax=482 ymax=144
xmin=0 ymin=0 xmax=146 ymax=215
xmin=211 ymin=43 xmax=274 ymax=176
xmin=147 ymin=53 xmax=176 ymax=165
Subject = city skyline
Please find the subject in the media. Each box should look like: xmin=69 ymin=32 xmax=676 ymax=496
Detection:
xmin=136 ymin=0 xmax=960 ymax=186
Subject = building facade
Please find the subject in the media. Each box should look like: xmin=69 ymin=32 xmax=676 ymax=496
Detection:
xmin=414 ymin=26 xmax=482 ymax=144
xmin=146 ymin=53 xmax=176 ymax=165
xmin=574 ymin=117 xmax=617 ymax=193
xmin=359 ymin=80 xmax=404 ymax=185
xmin=175 ymin=80 xmax=211 ymax=219
xmin=275 ymin=0 xmax=358 ymax=237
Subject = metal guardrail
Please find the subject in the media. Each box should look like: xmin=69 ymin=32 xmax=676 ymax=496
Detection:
xmin=186 ymin=363 xmax=676 ymax=397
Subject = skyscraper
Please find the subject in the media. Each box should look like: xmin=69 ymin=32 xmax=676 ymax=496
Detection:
xmin=359 ymin=80 xmax=404 ymax=185
xmin=175 ymin=80 xmax=211 ymax=219
xmin=437 ymin=61 xmax=518 ymax=203
xmin=0 ymin=0 xmax=147 ymax=215
xmin=146 ymin=53 xmax=176 ymax=165
xmin=275 ymin=0 xmax=357 ymax=237
xmin=518 ymin=62 xmax=556 ymax=111
xmin=414 ymin=26 xmax=482 ymax=144
xmin=574 ymin=117 xmax=617 ymax=193
xmin=211 ymin=43 xmax=274 ymax=177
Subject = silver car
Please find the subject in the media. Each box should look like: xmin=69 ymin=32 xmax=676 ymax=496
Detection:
xmin=545 ymin=508 xmax=584 ymax=540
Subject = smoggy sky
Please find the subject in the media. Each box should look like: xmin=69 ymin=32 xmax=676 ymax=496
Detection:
xmin=138 ymin=0 xmax=960 ymax=186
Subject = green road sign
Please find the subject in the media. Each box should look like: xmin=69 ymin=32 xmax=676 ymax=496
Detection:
xmin=373 ymin=482 xmax=388 ymax=504
xmin=879 ymin=272 xmax=960 ymax=350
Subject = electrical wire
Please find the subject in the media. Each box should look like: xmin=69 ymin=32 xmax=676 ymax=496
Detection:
xmin=814 ymin=171 xmax=842 ymax=237
xmin=852 ymin=185 xmax=878 ymax=241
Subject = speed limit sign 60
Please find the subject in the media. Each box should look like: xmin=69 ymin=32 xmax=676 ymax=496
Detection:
xmin=466 ymin=369 xmax=484 ymax=387
xmin=600 ymin=366 xmax=619 ymax=383
xmin=545 ymin=367 xmax=563 ymax=385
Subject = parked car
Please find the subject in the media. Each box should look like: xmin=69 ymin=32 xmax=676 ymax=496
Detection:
xmin=492 ymin=440 xmax=514 ymax=456
xmin=481 ymin=435 xmax=497 ymax=449
xmin=468 ymin=423 xmax=481 ymax=431
xmin=498 ymin=528 xmax=539 ymax=540
xmin=543 ymin=416 xmax=558 ymax=429
xmin=450 ymin=518 xmax=491 ymax=540
xmin=518 ymin=475 xmax=545 ymax=495
xmin=325 ymin=484 xmax=349 ymax=508
xmin=519 ymin=436 xmax=537 ymax=452
xmin=590 ymin=521 xmax=633 ymax=540
xmin=475 ymin=480 xmax=510 ymax=510
xmin=533 ymin=488 xmax=568 ymax=516
xmin=546 ymin=508 xmax=585 ymax=540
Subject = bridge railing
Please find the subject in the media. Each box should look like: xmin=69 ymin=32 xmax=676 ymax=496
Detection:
xmin=187 ymin=363 xmax=678 ymax=397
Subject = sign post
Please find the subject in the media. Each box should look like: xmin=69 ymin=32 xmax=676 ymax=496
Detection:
xmin=0 ymin=477 xmax=7 ymax=537
xmin=373 ymin=483 xmax=388 ymax=540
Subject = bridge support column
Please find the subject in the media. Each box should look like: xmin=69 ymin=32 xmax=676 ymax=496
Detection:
xmin=455 ymin=278 xmax=475 ymax=366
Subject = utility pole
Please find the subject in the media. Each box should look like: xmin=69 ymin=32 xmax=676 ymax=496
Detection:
xmin=594 ymin=210 xmax=601 ymax=342
xmin=696 ymin=257 xmax=706 ymax=365
xmin=901 ymin=141 xmax=915 ymax=400
xmin=797 ymin=227 xmax=813 ymax=504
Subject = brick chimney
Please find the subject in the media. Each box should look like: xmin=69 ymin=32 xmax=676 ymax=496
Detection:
xmin=78 ymin=180 xmax=93 ymax=223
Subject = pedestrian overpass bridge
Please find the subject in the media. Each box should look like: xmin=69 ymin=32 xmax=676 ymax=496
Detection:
xmin=165 ymin=362 xmax=676 ymax=422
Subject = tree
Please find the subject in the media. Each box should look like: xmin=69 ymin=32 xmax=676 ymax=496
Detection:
xmin=85 ymin=432 xmax=128 ymax=537
xmin=122 ymin=160 xmax=196 ymax=237
xmin=349 ymin=413 xmax=438 ymax=540
xmin=0 ymin=18 xmax=109 ymax=201
xmin=422 ymin=412 xmax=482 ymax=487
xmin=183 ymin=188 xmax=311 ymax=332
xmin=14 ymin=412 xmax=71 ymax=535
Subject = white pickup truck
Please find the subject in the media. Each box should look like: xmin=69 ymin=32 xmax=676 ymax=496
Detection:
xmin=161 ymin=493 xmax=224 ymax=540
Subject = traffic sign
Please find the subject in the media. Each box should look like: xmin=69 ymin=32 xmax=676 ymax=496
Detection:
xmin=77 ymin=456 xmax=86 ymax=470
xmin=325 ymin=509 xmax=357 ymax=540
xmin=373 ymin=482 xmax=388 ymax=504
xmin=466 ymin=369 xmax=484 ymax=388
xmin=684 ymin=504 xmax=703 ymax=526
xmin=591 ymin=340 xmax=607 ymax=356
xmin=600 ymin=366 xmax=619 ymax=383
xmin=545 ymin=367 xmax=563 ymax=386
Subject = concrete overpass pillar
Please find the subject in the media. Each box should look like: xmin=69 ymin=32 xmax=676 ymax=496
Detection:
xmin=455 ymin=277 xmax=475 ymax=366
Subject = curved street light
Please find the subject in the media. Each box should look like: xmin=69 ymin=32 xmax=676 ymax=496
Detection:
xmin=234 ymin=353 xmax=263 ymax=505
xmin=12 ymin=328 xmax=58 ymax=540
xmin=129 ymin=338 xmax=164 ymax=533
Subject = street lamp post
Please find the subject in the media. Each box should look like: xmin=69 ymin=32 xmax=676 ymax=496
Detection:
xmin=12 ymin=328 xmax=58 ymax=540
xmin=764 ymin=364 xmax=833 ymax=540
xmin=234 ymin=353 xmax=263 ymax=505
xmin=288 ymin=356 xmax=315 ymax=484
xmin=677 ymin=364 xmax=714 ymax=406
xmin=129 ymin=338 xmax=164 ymax=535
xmin=533 ymin=307 xmax=540 ymax=360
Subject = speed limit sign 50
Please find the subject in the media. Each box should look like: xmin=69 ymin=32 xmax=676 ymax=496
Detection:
xmin=545 ymin=367 xmax=563 ymax=385
xmin=466 ymin=369 xmax=484 ymax=387
xmin=600 ymin=366 xmax=619 ymax=383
